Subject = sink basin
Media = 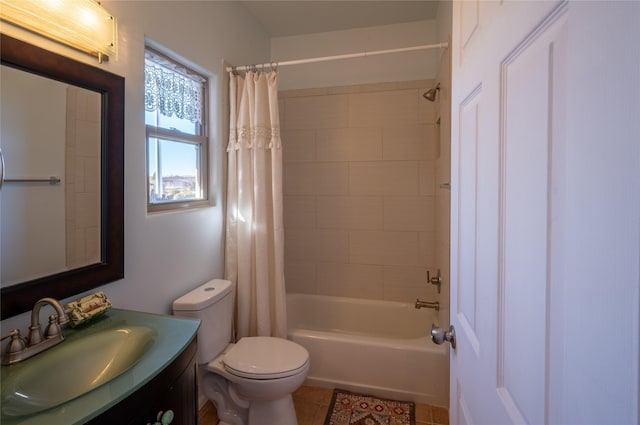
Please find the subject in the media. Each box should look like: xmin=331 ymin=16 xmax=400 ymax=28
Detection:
xmin=1 ymin=325 xmax=156 ymax=417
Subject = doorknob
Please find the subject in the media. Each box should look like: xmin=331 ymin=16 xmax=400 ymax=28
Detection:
xmin=431 ymin=324 xmax=456 ymax=349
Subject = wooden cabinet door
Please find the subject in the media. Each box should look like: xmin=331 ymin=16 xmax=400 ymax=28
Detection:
xmin=86 ymin=338 xmax=198 ymax=425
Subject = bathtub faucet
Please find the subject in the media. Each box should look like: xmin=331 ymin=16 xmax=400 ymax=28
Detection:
xmin=415 ymin=299 xmax=439 ymax=311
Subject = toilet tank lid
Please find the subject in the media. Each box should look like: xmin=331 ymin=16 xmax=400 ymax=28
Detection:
xmin=173 ymin=279 xmax=232 ymax=311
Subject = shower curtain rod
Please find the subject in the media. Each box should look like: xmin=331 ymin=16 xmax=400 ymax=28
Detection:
xmin=226 ymin=42 xmax=448 ymax=73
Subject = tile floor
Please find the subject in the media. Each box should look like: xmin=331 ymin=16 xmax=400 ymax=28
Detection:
xmin=198 ymin=385 xmax=449 ymax=425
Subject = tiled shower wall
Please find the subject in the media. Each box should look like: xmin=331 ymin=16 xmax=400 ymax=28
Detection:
xmin=281 ymin=80 xmax=442 ymax=303
xmin=65 ymin=86 xmax=101 ymax=270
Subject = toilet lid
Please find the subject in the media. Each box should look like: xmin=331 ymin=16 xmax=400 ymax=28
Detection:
xmin=223 ymin=337 xmax=309 ymax=380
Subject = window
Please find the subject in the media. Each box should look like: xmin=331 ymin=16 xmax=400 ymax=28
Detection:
xmin=144 ymin=47 xmax=208 ymax=212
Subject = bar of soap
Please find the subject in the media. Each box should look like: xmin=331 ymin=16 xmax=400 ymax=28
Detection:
xmin=65 ymin=291 xmax=112 ymax=327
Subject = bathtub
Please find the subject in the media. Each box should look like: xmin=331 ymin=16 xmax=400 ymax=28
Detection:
xmin=286 ymin=293 xmax=449 ymax=407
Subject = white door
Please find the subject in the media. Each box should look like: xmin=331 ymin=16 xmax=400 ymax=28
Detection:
xmin=449 ymin=1 xmax=639 ymax=424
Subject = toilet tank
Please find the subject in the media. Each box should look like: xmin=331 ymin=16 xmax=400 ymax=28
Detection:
xmin=173 ymin=279 xmax=234 ymax=364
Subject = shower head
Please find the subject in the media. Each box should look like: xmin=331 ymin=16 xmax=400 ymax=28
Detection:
xmin=423 ymin=83 xmax=440 ymax=102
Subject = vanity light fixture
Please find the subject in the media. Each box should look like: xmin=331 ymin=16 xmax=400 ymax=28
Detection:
xmin=0 ymin=0 xmax=117 ymax=63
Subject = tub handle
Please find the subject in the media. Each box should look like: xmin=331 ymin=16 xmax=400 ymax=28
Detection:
xmin=431 ymin=324 xmax=456 ymax=350
xmin=427 ymin=269 xmax=442 ymax=293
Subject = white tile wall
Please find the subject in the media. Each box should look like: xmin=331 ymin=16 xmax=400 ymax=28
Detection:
xmin=284 ymin=95 xmax=348 ymax=129
xmin=382 ymin=125 xmax=437 ymax=161
xmin=284 ymin=261 xmax=317 ymax=294
xmin=281 ymin=80 xmax=447 ymax=303
xmin=349 ymin=161 xmax=421 ymax=196
xmin=283 ymin=196 xmax=316 ymax=228
xmin=383 ymin=197 xmax=435 ymax=231
xmin=317 ymin=263 xmax=384 ymax=299
xmin=316 ymin=128 xmax=382 ymax=161
xmin=65 ymin=86 xmax=101 ymax=269
xmin=348 ymin=90 xmax=420 ymax=127
xmin=281 ymin=129 xmax=315 ymax=162
xmin=284 ymin=162 xmax=349 ymax=195
xmin=350 ymin=230 xmax=422 ymax=266
xmin=316 ymin=196 xmax=384 ymax=230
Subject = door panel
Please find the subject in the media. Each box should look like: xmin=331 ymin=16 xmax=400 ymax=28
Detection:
xmin=497 ymin=11 xmax=568 ymax=425
xmin=456 ymin=85 xmax=480 ymax=354
xmin=450 ymin=1 xmax=639 ymax=424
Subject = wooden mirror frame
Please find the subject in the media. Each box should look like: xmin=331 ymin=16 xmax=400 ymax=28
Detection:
xmin=0 ymin=34 xmax=124 ymax=319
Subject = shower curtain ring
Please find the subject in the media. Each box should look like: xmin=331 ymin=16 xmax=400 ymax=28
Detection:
xmin=270 ymin=61 xmax=278 ymax=72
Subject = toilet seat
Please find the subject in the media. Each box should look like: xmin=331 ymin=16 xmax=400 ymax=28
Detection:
xmin=223 ymin=337 xmax=309 ymax=380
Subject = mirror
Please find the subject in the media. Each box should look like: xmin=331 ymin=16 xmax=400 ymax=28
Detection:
xmin=1 ymin=67 xmax=102 ymax=285
xmin=0 ymin=34 xmax=124 ymax=319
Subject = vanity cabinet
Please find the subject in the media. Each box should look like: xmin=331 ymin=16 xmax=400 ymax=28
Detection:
xmin=86 ymin=337 xmax=197 ymax=425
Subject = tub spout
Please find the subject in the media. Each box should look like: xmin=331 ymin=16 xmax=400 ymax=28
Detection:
xmin=415 ymin=299 xmax=439 ymax=311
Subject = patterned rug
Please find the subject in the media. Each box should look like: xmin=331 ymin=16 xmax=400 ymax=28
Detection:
xmin=324 ymin=389 xmax=415 ymax=425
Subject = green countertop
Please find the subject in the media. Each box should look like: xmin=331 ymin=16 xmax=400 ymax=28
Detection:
xmin=0 ymin=309 xmax=200 ymax=425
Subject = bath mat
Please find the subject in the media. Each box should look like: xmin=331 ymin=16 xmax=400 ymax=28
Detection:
xmin=324 ymin=389 xmax=415 ymax=425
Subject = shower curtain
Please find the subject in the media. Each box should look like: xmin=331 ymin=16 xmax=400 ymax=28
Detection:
xmin=225 ymin=71 xmax=287 ymax=338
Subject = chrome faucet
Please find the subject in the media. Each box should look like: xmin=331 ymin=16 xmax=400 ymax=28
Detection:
xmin=1 ymin=298 xmax=69 ymax=365
xmin=427 ymin=269 xmax=442 ymax=294
xmin=415 ymin=299 xmax=440 ymax=311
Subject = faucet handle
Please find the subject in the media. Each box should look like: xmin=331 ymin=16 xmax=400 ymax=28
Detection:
xmin=0 ymin=329 xmax=17 ymax=341
xmin=44 ymin=314 xmax=63 ymax=339
xmin=1 ymin=329 xmax=26 ymax=355
xmin=427 ymin=269 xmax=442 ymax=294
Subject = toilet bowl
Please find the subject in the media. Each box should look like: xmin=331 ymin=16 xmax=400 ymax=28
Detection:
xmin=205 ymin=337 xmax=309 ymax=425
xmin=173 ymin=279 xmax=309 ymax=425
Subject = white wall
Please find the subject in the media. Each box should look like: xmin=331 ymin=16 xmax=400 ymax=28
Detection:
xmin=1 ymin=1 xmax=271 ymax=330
xmin=436 ymin=0 xmax=453 ymax=45
xmin=272 ymin=20 xmax=443 ymax=90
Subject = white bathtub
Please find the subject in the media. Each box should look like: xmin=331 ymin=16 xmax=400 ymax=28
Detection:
xmin=286 ymin=293 xmax=449 ymax=407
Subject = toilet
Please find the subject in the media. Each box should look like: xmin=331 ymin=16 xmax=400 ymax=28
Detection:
xmin=173 ymin=279 xmax=309 ymax=425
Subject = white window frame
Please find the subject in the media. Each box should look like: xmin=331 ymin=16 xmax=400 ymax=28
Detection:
xmin=145 ymin=46 xmax=209 ymax=213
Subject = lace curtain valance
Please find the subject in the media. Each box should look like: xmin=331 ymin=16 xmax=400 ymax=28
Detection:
xmin=144 ymin=60 xmax=203 ymax=124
